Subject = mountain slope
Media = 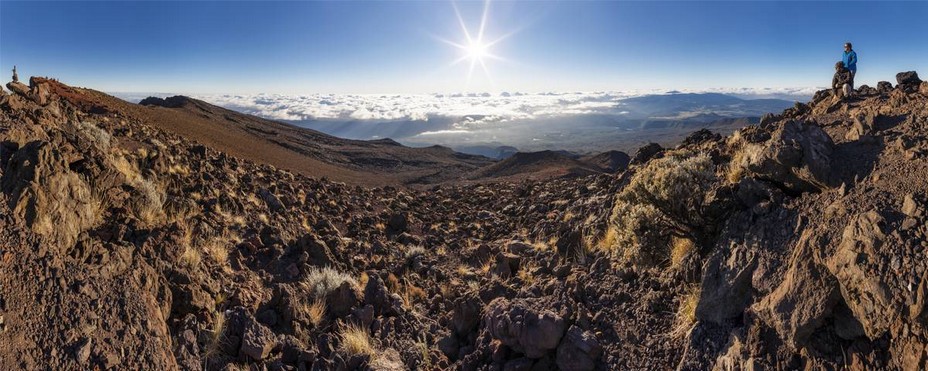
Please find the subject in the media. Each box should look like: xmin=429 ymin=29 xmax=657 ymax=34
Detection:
xmin=15 ymin=81 xmax=491 ymax=186
xmin=466 ymin=150 xmax=606 ymax=181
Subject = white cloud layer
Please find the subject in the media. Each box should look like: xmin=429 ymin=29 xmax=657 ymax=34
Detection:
xmin=184 ymin=87 xmax=819 ymax=127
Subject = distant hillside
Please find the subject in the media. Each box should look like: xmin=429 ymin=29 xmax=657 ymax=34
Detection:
xmin=466 ymin=150 xmax=606 ymax=181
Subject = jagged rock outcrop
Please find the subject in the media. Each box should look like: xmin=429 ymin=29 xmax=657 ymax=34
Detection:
xmin=1 ymin=141 xmax=100 ymax=250
xmin=897 ymin=71 xmax=922 ymax=93
xmin=753 ymin=230 xmax=841 ymax=350
xmin=739 ymin=120 xmax=835 ymax=194
xmin=631 ymin=142 xmax=663 ymax=164
xmin=827 ymin=210 xmax=896 ymax=339
xmin=683 ymin=70 xmax=928 ymax=370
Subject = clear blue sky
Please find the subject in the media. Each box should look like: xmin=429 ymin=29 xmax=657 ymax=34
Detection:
xmin=1 ymin=1 xmax=926 ymax=94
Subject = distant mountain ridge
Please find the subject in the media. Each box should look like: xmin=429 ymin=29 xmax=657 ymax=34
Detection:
xmin=283 ymin=92 xmax=794 ymax=154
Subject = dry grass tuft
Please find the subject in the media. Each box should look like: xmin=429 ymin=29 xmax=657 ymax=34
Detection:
xmin=594 ymin=226 xmax=619 ymax=252
xmin=134 ymin=178 xmax=166 ymax=225
xmin=306 ymin=297 xmax=326 ymax=328
xmin=456 ymin=265 xmax=473 ymax=277
xmin=726 ymin=134 xmax=763 ymax=184
xmin=77 ymin=121 xmax=112 ymax=150
xmin=203 ymin=310 xmax=226 ymax=360
xmin=670 ymin=237 xmax=696 ymax=269
xmin=180 ymin=243 xmax=202 ymax=268
xmin=359 ymin=272 xmax=370 ymax=288
xmin=562 ymin=210 xmax=577 ymax=222
xmin=400 ymin=280 xmax=427 ymax=307
xmin=339 ymin=323 xmax=377 ymax=358
xmin=517 ymin=261 xmax=537 ymax=285
xmin=385 ymin=273 xmax=400 ymax=292
xmin=670 ymin=285 xmax=701 ymax=339
xmin=202 ymin=233 xmax=237 ymax=269
xmin=416 ymin=337 xmax=433 ymax=370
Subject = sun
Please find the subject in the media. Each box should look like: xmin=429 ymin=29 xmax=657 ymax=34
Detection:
xmin=435 ymin=0 xmax=512 ymax=86
xmin=465 ymin=40 xmax=489 ymax=60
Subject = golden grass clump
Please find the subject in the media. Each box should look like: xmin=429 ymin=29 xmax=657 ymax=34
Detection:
xmin=562 ymin=210 xmax=576 ymax=222
xmin=306 ymin=298 xmax=326 ymax=327
xmin=180 ymin=244 xmax=202 ymax=268
xmin=594 ymin=226 xmax=619 ymax=253
xmin=400 ymin=281 xmax=427 ymax=307
xmin=339 ymin=323 xmax=377 ymax=358
xmin=202 ymin=233 xmax=237 ymax=269
xmin=203 ymin=310 xmax=226 ymax=360
xmin=670 ymin=285 xmax=701 ymax=339
xmin=670 ymin=236 xmax=696 ymax=269
xmin=517 ymin=261 xmax=537 ymax=285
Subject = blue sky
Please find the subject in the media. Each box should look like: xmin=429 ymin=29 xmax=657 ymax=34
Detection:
xmin=1 ymin=1 xmax=926 ymax=94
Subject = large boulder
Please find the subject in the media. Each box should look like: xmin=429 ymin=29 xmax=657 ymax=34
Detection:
xmin=631 ymin=143 xmax=663 ymax=165
xmin=827 ymin=210 xmax=896 ymax=338
xmin=482 ymin=298 xmax=567 ymax=358
xmin=29 ymin=77 xmax=53 ymax=106
xmin=452 ymin=292 xmax=483 ymax=336
xmin=555 ymin=326 xmax=602 ymax=371
xmin=363 ymin=273 xmax=403 ymax=316
xmin=240 ymin=317 xmax=278 ymax=361
xmin=1 ymin=141 xmax=99 ymax=250
xmin=696 ymin=241 xmax=758 ymax=325
xmin=753 ymin=230 xmax=841 ymax=350
xmin=877 ymin=81 xmax=894 ymax=94
xmin=5 ymin=81 xmax=29 ymax=97
xmin=740 ymin=120 xmax=835 ymax=194
xmin=896 ymin=71 xmax=922 ymax=94
xmin=896 ymin=71 xmax=922 ymax=87
xmin=681 ymin=129 xmax=721 ymax=147
xmin=325 ymin=280 xmax=360 ymax=318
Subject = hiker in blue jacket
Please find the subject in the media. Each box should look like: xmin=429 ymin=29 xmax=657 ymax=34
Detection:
xmin=843 ymin=42 xmax=858 ymax=88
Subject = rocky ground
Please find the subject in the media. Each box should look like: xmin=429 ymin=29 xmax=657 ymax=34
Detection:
xmin=0 ymin=71 xmax=927 ymax=370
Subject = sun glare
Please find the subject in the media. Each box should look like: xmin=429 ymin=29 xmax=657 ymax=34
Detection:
xmin=466 ymin=40 xmax=488 ymax=60
xmin=435 ymin=0 xmax=512 ymax=87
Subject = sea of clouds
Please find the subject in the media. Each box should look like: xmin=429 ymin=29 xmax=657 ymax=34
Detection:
xmin=179 ymin=87 xmax=818 ymax=128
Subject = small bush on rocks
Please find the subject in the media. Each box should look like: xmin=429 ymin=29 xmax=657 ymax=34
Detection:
xmin=76 ymin=121 xmax=112 ymax=150
xmin=302 ymin=267 xmax=358 ymax=298
xmin=609 ymin=152 xmax=719 ymax=265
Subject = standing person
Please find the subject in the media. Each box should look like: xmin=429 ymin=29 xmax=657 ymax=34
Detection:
xmin=842 ymin=42 xmax=857 ymax=88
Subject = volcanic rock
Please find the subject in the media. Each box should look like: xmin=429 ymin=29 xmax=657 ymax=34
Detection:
xmin=483 ymin=298 xmax=566 ymax=358
xmin=897 ymin=71 xmax=922 ymax=89
xmin=742 ymin=120 xmax=835 ymax=193
xmin=555 ymin=326 xmax=602 ymax=371
xmin=631 ymin=142 xmax=663 ymax=165
xmin=240 ymin=317 xmax=277 ymax=361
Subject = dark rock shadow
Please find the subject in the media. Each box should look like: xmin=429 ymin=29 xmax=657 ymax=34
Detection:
xmin=831 ymin=139 xmax=884 ymax=188
xmin=873 ymin=114 xmax=906 ymax=132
